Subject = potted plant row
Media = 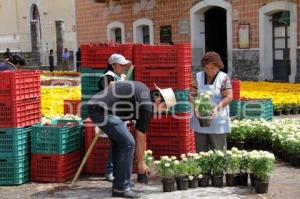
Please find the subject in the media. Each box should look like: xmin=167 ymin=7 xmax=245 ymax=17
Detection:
xmin=152 ymin=148 xmax=276 ymax=194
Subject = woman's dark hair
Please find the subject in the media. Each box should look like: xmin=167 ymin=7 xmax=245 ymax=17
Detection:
xmin=104 ymin=64 xmax=114 ymax=73
xmin=9 ymin=55 xmax=26 ymax=66
xmin=201 ymin=51 xmax=224 ymax=69
xmin=50 ymin=49 xmax=53 ymax=54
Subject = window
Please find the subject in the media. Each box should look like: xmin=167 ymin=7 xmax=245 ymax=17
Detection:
xmin=142 ymin=26 xmax=150 ymax=44
xmin=114 ymin=28 xmax=122 ymax=43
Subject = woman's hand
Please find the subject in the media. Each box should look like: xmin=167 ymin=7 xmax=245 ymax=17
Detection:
xmin=210 ymin=106 xmax=219 ymax=119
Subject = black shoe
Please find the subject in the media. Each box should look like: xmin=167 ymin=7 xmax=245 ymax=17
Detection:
xmin=112 ymin=189 xmax=141 ymax=198
xmin=137 ymin=172 xmax=148 ymax=184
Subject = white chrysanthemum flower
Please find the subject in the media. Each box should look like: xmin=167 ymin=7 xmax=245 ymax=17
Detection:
xmin=182 ymin=157 xmax=188 ymax=162
xmin=198 ymin=174 xmax=203 ymax=179
xmin=188 ymin=176 xmax=194 ymax=181
xmin=146 ymin=150 xmax=153 ymax=155
xmin=161 ymin=156 xmax=169 ymax=161
xmin=171 ymin=156 xmax=177 ymax=160
xmin=180 ymin=154 xmax=186 ymax=159
xmin=154 ymin=161 xmax=160 ymax=165
xmin=164 ymin=163 xmax=170 ymax=167
xmin=174 ymin=160 xmax=180 ymax=165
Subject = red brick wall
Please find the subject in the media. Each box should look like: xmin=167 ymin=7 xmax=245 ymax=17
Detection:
xmin=76 ymin=0 xmax=300 ymax=47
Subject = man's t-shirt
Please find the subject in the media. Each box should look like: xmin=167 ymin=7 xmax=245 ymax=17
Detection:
xmin=0 ymin=63 xmax=15 ymax=71
xmin=88 ymin=81 xmax=153 ymax=133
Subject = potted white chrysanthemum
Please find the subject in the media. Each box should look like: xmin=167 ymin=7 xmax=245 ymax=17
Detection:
xmin=154 ymin=156 xmax=176 ymax=192
xmin=194 ymin=91 xmax=215 ymax=127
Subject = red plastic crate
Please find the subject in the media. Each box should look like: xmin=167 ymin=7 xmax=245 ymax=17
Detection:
xmin=84 ymin=120 xmax=111 ymax=149
xmin=84 ymin=148 xmax=140 ymax=174
xmin=81 ymin=43 xmax=133 ymax=68
xmin=64 ymin=100 xmax=81 ymax=115
xmin=134 ymin=67 xmax=191 ymax=90
xmin=0 ymin=70 xmax=40 ymax=101
xmin=0 ymin=98 xmax=41 ymax=128
xmin=147 ymin=113 xmax=192 ymax=137
xmin=134 ymin=43 xmax=191 ymax=68
xmin=231 ymin=79 xmax=240 ymax=100
xmin=147 ymin=134 xmax=196 ymax=159
xmin=31 ymin=150 xmax=82 ymax=182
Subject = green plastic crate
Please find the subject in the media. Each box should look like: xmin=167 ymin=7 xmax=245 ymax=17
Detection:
xmin=229 ymin=100 xmax=241 ymax=118
xmin=81 ymin=90 xmax=98 ymax=101
xmin=240 ymin=99 xmax=273 ymax=121
xmin=169 ymin=90 xmax=191 ymax=113
xmin=0 ymin=155 xmax=29 ymax=185
xmin=81 ymin=68 xmax=105 ymax=92
xmin=31 ymin=124 xmax=83 ymax=154
xmin=0 ymin=127 xmax=31 ymax=157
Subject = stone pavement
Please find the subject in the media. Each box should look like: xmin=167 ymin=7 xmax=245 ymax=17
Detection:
xmin=0 ymin=161 xmax=299 ymax=199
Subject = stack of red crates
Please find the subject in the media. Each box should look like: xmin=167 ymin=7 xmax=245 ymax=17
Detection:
xmin=64 ymin=99 xmax=81 ymax=116
xmin=134 ymin=43 xmax=192 ymax=90
xmin=231 ymin=79 xmax=240 ymax=100
xmin=146 ymin=113 xmax=195 ymax=159
xmin=133 ymin=44 xmax=195 ymax=159
xmin=81 ymin=42 xmax=133 ymax=68
xmin=83 ymin=119 xmax=142 ymax=174
xmin=0 ymin=70 xmax=41 ymax=128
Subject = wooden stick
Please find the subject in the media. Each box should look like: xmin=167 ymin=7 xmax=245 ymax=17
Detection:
xmin=70 ymin=132 xmax=100 ymax=188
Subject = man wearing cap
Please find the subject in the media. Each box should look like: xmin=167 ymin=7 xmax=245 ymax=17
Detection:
xmin=88 ymin=81 xmax=176 ymax=198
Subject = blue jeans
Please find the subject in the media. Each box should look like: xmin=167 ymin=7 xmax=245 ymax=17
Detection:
xmin=106 ymin=146 xmax=113 ymax=175
xmin=100 ymin=115 xmax=135 ymax=191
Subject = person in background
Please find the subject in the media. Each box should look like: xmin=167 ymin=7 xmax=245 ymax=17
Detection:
xmin=62 ymin=48 xmax=70 ymax=71
xmin=98 ymin=54 xmax=130 ymax=182
xmin=76 ymin=48 xmax=81 ymax=72
xmin=49 ymin=49 xmax=54 ymax=72
xmin=3 ymin=48 xmax=12 ymax=60
xmin=190 ymin=51 xmax=233 ymax=152
xmin=0 ymin=54 xmax=26 ymax=71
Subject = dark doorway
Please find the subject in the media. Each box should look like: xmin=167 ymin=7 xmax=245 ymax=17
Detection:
xmin=56 ymin=21 xmax=64 ymax=66
xmin=204 ymin=7 xmax=228 ymax=73
xmin=272 ymin=12 xmax=290 ymax=82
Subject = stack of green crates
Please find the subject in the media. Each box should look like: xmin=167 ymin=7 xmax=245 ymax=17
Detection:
xmin=81 ymin=68 xmax=105 ymax=119
xmin=240 ymin=99 xmax=273 ymax=121
xmin=229 ymin=99 xmax=273 ymax=121
xmin=229 ymin=100 xmax=241 ymax=119
xmin=169 ymin=90 xmax=191 ymax=113
xmin=80 ymin=68 xmax=134 ymax=119
xmin=0 ymin=127 xmax=31 ymax=185
xmin=31 ymin=120 xmax=83 ymax=154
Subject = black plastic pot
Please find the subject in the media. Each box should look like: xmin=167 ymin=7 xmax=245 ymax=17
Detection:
xmin=282 ymin=108 xmax=291 ymax=115
xmin=238 ymin=173 xmax=248 ymax=186
xmin=188 ymin=177 xmax=199 ymax=188
xmin=274 ymin=109 xmax=282 ymax=116
xmin=198 ymin=117 xmax=212 ymax=127
xmin=290 ymin=108 xmax=298 ymax=115
xmin=161 ymin=178 xmax=176 ymax=192
xmin=199 ymin=174 xmax=210 ymax=187
xmin=176 ymin=176 xmax=189 ymax=190
xmin=289 ymin=155 xmax=300 ymax=167
xmin=255 ymin=180 xmax=269 ymax=194
xmin=225 ymin=174 xmax=238 ymax=186
xmin=137 ymin=172 xmax=148 ymax=184
xmin=211 ymin=174 xmax=224 ymax=187
xmin=232 ymin=141 xmax=245 ymax=150
xmin=250 ymin=173 xmax=256 ymax=187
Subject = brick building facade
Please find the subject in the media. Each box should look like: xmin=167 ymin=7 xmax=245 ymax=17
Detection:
xmin=76 ymin=0 xmax=300 ymax=82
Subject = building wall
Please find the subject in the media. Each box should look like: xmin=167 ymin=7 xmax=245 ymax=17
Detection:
xmin=0 ymin=0 xmax=77 ymax=67
xmin=76 ymin=0 xmax=300 ymax=81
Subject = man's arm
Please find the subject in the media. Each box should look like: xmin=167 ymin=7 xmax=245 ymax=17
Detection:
xmin=135 ymin=129 xmax=147 ymax=173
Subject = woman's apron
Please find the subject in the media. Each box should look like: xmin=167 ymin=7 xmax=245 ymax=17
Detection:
xmin=190 ymin=71 xmax=230 ymax=134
